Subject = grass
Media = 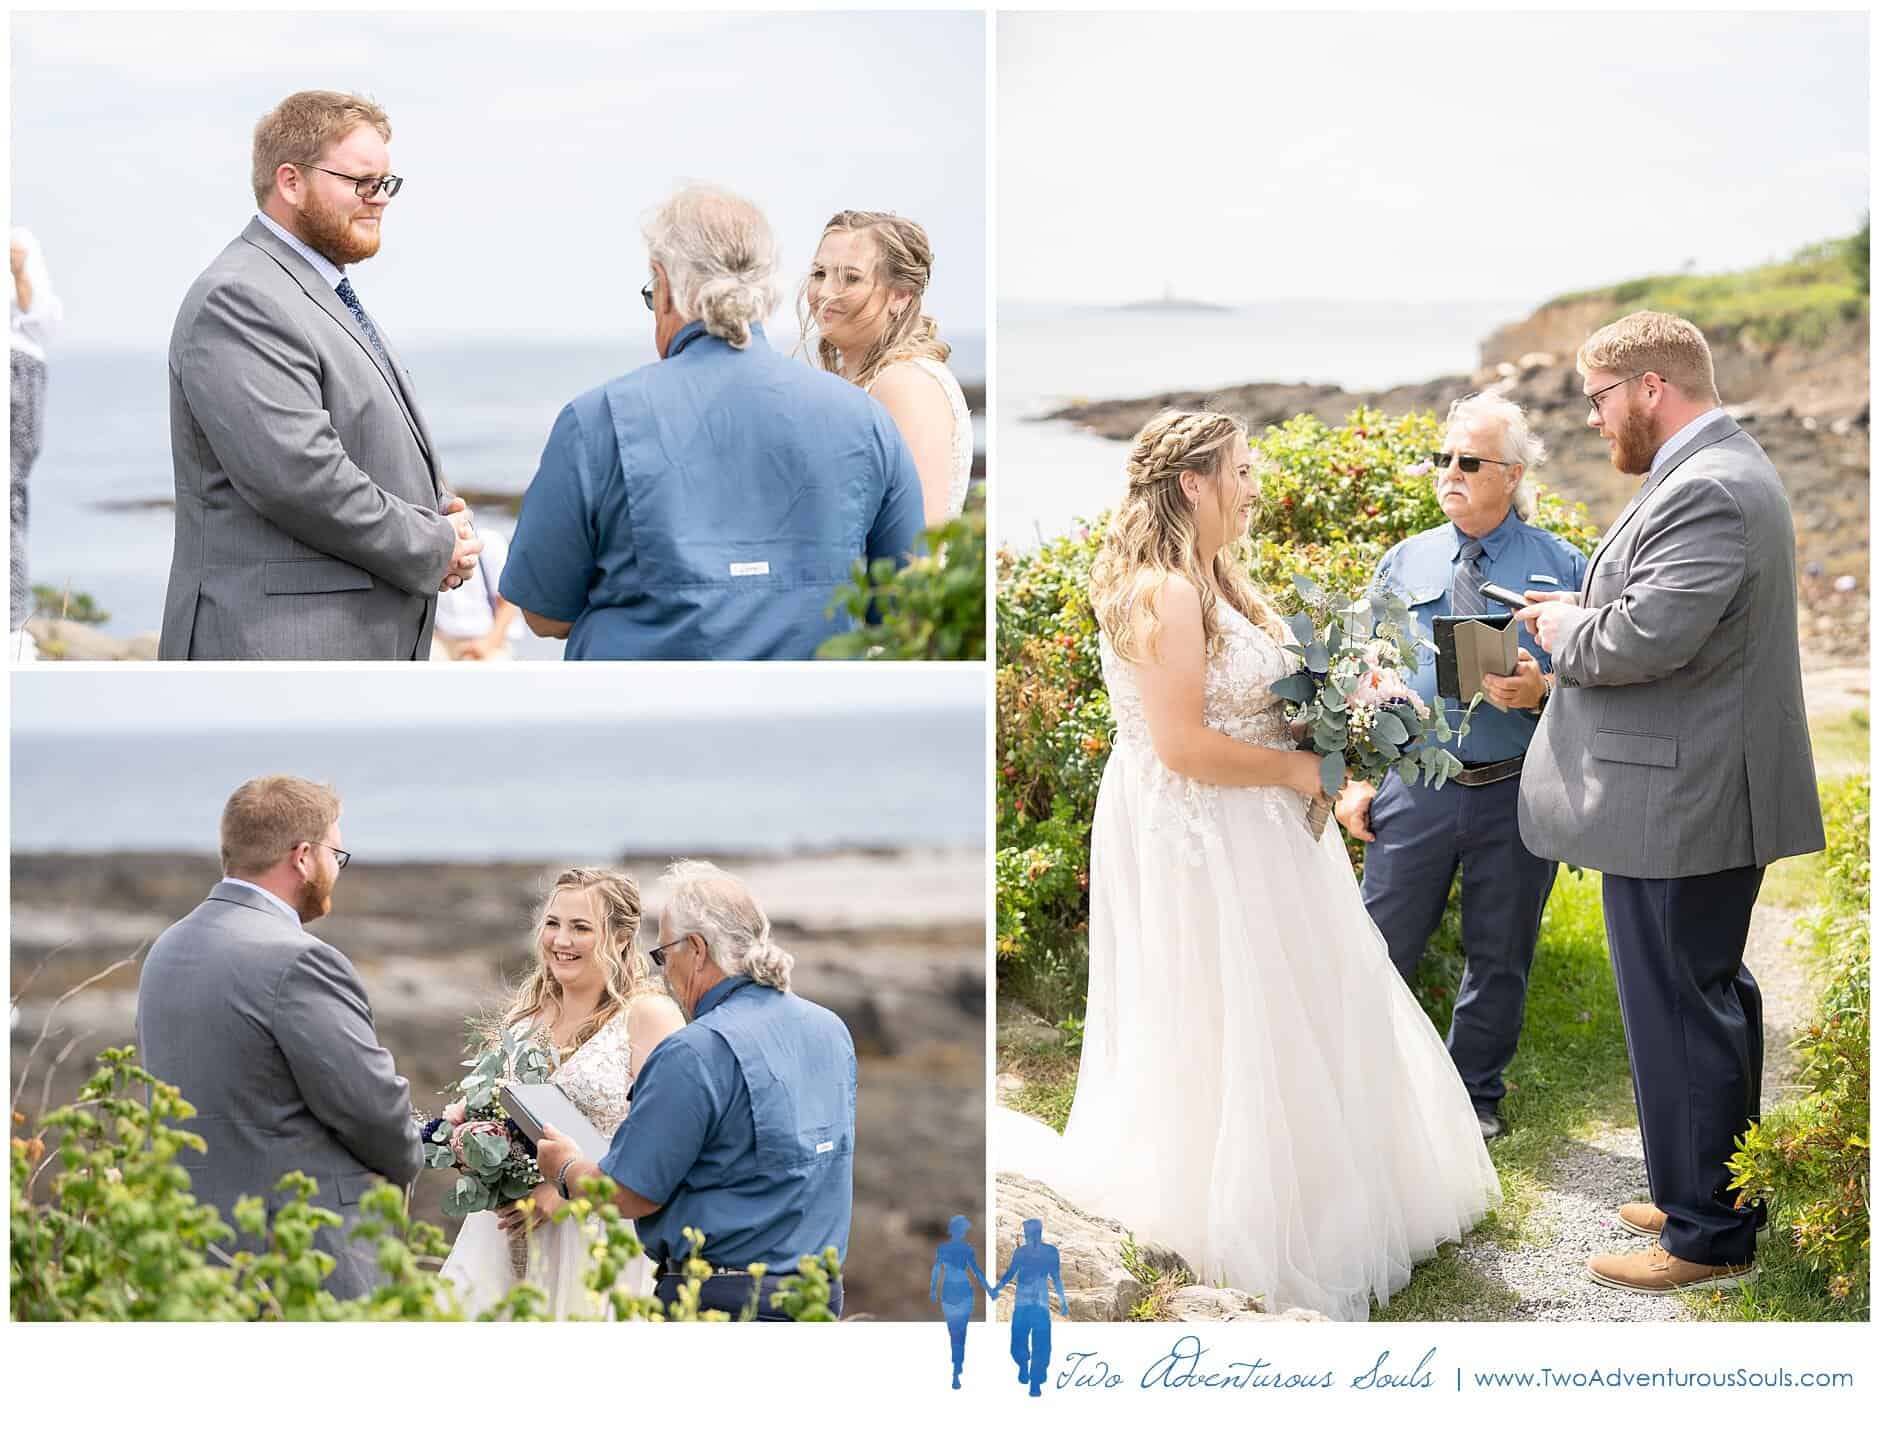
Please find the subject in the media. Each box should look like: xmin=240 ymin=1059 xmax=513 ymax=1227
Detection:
xmin=1119 ymin=1233 xmax=1193 ymax=1321
xmin=1545 ymin=234 xmax=1868 ymax=349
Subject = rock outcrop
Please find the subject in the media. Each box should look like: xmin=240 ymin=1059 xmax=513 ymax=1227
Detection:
xmin=992 ymin=1170 xmax=1329 ymax=1323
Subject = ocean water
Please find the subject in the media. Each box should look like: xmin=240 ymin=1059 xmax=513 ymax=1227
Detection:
xmin=997 ymin=300 xmax=1520 ymax=544
xmin=10 ymin=708 xmax=986 ymax=860
xmin=26 ymin=333 xmax=984 ymax=642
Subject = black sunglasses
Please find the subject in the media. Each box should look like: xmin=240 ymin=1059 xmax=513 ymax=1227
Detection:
xmin=640 ymin=280 xmax=656 ymax=312
xmin=1429 ymin=450 xmax=1516 ymax=475
xmin=646 ymin=932 xmax=697 ymax=968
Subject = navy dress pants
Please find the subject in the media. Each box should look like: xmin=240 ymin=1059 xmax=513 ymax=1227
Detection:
xmin=1360 ymin=771 xmax=1558 ymax=1115
xmin=1601 ymin=865 xmax=1765 ymax=1267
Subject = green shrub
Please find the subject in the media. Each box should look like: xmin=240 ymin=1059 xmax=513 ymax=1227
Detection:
xmin=1545 ymin=232 xmax=1869 ymax=349
xmin=31 ymin=584 xmax=109 ymax=626
xmin=10 ymin=1046 xmax=837 ymax=1322
xmin=1728 ymin=774 xmax=1870 ymax=1309
xmin=819 ymin=508 xmax=987 ymax=661
xmin=995 ymin=408 xmax=1597 ymax=1015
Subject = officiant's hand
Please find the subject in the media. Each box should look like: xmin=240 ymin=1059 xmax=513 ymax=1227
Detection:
xmin=1482 ymin=647 xmax=1547 ymax=711
xmin=1334 ymin=780 xmax=1376 ymax=842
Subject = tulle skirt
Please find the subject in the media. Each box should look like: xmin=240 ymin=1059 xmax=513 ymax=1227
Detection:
xmin=440 ymin=1206 xmax=651 ymax=1320
xmin=995 ymin=744 xmax=1501 ymax=1322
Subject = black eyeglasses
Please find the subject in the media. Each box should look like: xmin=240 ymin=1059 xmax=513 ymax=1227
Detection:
xmin=646 ymin=932 xmax=698 ymax=968
xmin=308 ymin=842 xmax=351 ymax=869
xmin=295 ymin=163 xmax=404 ymax=199
xmin=640 ymin=280 xmax=656 ymax=312
xmin=1429 ymin=450 xmax=1516 ymax=475
xmin=1586 ymin=373 xmax=1643 ymax=421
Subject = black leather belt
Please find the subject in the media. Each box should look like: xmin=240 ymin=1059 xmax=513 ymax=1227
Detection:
xmin=1451 ymin=756 xmax=1524 ymax=787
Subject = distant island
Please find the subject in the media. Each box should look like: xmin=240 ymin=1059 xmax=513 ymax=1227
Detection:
xmin=1103 ymin=285 xmax=1234 ymax=313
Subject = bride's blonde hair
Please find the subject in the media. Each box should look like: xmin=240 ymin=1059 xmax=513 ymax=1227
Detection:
xmin=492 ymin=868 xmax=657 ymax=1056
xmin=797 ymin=210 xmax=950 ymax=390
xmin=1088 ymin=409 xmax=1286 ymax=663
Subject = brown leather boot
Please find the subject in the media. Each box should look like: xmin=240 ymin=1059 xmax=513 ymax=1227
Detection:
xmin=1616 ymin=1202 xmax=1665 ymax=1238
xmin=1586 ymin=1245 xmax=1755 ymax=1294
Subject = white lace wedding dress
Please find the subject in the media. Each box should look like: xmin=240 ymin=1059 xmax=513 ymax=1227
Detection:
xmin=994 ymin=602 xmax=1501 ymax=1321
xmin=440 ymin=1009 xmax=651 ymax=1318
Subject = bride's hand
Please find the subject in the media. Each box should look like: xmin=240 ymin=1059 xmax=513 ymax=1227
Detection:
xmin=496 ymin=1184 xmax=563 ymax=1235
xmin=1285 ymin=750 xmax=1329 ymax=800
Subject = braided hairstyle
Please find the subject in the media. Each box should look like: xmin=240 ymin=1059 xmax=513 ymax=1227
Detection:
xmin=494 ymin=868 xmax=658 ymax=1056
xmin=1088 ymin=409 xmax=1287 ymax=663
xmin=797 ymin=210 xmax=951 ymax=390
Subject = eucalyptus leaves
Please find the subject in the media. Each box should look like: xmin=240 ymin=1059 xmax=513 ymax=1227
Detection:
xmin=419 ymin=1025 xmax=555 ymax=1220
xmin=1270 ymin=572 xmax=1478 ymax=803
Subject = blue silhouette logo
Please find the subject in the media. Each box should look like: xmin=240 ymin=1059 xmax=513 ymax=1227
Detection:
xmin=992 ymin=1217 xmax=1066 ymax=1397
xmin=931 ymin=1213 xmax=994 ymax=1388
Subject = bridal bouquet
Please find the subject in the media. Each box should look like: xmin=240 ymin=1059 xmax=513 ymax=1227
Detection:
xmin=418 ymin=1024 xmax=555 ymax=1278
xmin=1269 ymin=574 xmax=1478 ymax=837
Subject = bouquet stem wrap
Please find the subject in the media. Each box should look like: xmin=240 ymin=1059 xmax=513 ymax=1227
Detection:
xmin=508 ymin=1225 xmax=529 ymax=1282
xmin=1304 ymin=794 xmax=1332 ymax=840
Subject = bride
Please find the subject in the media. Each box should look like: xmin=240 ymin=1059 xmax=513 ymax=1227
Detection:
xmin=994 ymin=410 xmax=1501 ymax=1322
xmin=799 ymin=209 xmax=972 ymax=524
xmin=441 ymin=867 xmax=685 ymax=1318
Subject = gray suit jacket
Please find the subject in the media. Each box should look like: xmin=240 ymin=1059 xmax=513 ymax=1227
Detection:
xmin=135 ymin=881 xmax=424 ymax=1300
xmin=1518 ymin=415 xmax=1824 ymax=878
xmin=161 ymin=217 xmax=458 ymax=659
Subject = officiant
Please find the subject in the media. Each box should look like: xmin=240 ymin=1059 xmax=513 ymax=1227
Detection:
xmin=535 ymin=860 xmax=856 ymax=1319
xmin=1334 ymin=393 xmax=1586 ymax=1141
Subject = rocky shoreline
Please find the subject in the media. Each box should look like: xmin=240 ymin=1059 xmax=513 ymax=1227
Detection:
xmin=10 ymin=848 xmax=985 ymax=1320
xmin=1039 ymin=332 xmax=1870 ymax=587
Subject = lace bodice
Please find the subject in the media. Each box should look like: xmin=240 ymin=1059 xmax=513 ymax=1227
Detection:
xmin=510 ymin=1009 xmax=634 ymax=1140
xmin=1100 ymin=600 xmax=1304 ymax=854
xmin=876 ymin=356 xmax=973 ymax=518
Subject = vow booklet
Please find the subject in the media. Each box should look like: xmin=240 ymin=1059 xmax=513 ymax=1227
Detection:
xmin=498 ymin=1082 xmax=614 ymax=1164
xmin=1434 ymin=615 xmax=1518 ymax=702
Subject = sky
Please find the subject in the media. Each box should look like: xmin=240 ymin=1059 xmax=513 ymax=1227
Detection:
xmin=999 ymin=10 xmax=1869 ymax=308
xmin=10 ymin=9 xmax=986 ymax=351
xmin=8 ymin=664 xmax=985 ymax=732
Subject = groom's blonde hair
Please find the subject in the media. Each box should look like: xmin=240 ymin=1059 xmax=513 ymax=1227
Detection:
xmin=251 ymin=91 xmax=391 ymax=207
xmin=1576 ymin=311 xmax=1720 ymax=405
xmin=220 ymin=775 xmax=340 ymax=878
xmin=643 ymin=184 xmax=778 ymax=351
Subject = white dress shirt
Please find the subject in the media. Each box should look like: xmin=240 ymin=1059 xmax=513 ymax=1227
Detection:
xmin=223 ymin=877 xmax=303 ymax=926
xmin=10 ymin=227 xmax=62 ymax=361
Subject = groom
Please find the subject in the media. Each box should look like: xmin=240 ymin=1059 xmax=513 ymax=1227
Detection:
xmin=1516 ymin=311 xmax=1823 ymax=1294
xmin=135 ymin=776 xmax=423 ymax=1299
xmin=161 ymin=89 xmax=481 ymax=660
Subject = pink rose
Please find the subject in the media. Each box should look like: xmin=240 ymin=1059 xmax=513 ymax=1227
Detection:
xmin=442 ymin=1099 xmax=467 ymax=1126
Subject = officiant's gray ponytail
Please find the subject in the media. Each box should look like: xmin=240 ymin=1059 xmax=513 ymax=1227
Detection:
xmin=660 ymin=859 xmax=796 ymax=992
xmin=643 ymin=184 xmax=779 ymax=351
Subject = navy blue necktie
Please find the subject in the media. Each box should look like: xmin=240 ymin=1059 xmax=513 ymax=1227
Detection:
xmin=1452 ymin=537 xmax=1487 ymax=618
xmin=334 ymin=276 xmax=391 ymax=369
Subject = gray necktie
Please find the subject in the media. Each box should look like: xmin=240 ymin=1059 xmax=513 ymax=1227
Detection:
xmin=334 ymin=276 xmax=391 ymax=369
xmin=1451 ymin=537 xmax=1487 ymax=618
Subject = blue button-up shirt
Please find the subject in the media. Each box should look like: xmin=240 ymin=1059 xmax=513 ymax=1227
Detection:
xmin=501 ymin=321 xmax=925 ymax=660
xmin=599 ymin=976 xmax=857 ymax=1271
xmin=1372 ymin=511 xmax=1588 ymax=764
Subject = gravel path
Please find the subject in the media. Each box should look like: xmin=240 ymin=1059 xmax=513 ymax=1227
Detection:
xmin=1457 ymin=900 xmax=1817 ymax=1321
